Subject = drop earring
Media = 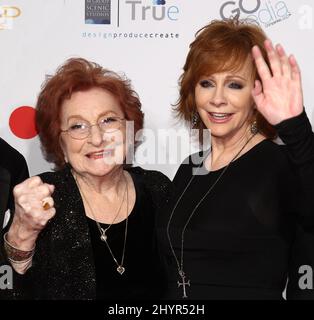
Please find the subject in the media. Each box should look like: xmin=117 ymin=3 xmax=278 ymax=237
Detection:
xmin=250 ymin=119 xmax=258 ymax=135
xmin=191 ymin=112 xmax=199 ymax=127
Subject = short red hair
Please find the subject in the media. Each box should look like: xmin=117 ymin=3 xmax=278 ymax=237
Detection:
xmin=175 ymin=18 xmax=276 ymax=141
xmin=36 ymin=58 xmax=144 ymax=170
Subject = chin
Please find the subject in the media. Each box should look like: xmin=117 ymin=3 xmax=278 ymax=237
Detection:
xmin=86 ymin=163 xmax=119 ymax=177
xmin=206 ymin=126 xmax=232 ymax=138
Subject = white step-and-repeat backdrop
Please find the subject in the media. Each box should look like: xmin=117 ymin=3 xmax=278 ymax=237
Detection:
xmin=0 ymin=0 xmax=313 ymax=178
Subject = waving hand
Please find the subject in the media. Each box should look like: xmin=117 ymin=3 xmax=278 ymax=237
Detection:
xmin=252 ymin=39 xmax=303 ymax=125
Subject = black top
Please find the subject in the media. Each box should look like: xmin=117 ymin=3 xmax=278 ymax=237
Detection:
xmin=157 ymin=110 xmax=314 ymax=300
xmin=0 ymin=165 xmax=172 ymax=300
xmin=0 ymin=138 xmax=29 ymax=226
xmin=87 ymin=170 xmax=166 ymax=300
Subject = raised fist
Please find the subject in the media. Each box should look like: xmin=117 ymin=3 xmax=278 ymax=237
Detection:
xmin=7 ymin=176 xmax=55 ymax=251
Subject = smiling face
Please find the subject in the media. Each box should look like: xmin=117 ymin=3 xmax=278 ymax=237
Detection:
xmin=195 ymin=57 xmax=256 ymax=142
xmin=59 ymin=87 xmax=126 ymax=178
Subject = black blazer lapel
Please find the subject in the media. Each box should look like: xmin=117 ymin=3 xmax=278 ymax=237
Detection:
xmin=0 ymin=166 xmax=11 ymax=228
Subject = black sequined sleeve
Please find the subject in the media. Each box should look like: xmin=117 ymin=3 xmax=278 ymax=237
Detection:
xmin=128 ymin=167 xmax=173 ymax=211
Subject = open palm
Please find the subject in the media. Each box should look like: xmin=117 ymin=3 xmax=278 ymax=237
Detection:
xmin=252 ymin=40 xmax=303 ymax=125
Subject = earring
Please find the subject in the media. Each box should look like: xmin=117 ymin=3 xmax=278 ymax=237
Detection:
xmin=250 ymin=119 xmax=258 ymax=135
xmin=191 ymin=111 xmax=199 ymax=127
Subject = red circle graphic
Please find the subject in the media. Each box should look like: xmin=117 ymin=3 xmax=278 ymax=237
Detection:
xmin=9 ymin=106 xmax=38 ymax=139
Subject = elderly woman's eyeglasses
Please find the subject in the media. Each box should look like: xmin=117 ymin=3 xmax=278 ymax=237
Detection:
xmin=61 ymin=116 xmax=125 ymax=140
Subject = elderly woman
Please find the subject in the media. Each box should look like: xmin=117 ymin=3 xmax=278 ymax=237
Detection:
xmin=157 ymin=19 xmax=314 ymax=300
xmin=0 ymin=58 xmax=171 ymax=300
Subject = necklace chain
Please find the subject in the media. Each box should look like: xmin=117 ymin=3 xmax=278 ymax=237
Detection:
xmin=74 ymin=171 xmax=129 ymax=275
xmin=166 ymin=134 xmax=256 ymax=298
xmin=96 ymin=181 xmax=127 ymax=241
xmin=99 ymin=181 xmax=128 ymax=275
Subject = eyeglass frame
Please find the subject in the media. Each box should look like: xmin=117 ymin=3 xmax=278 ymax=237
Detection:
xmin=60 ymin=116 xmax=126 ymax=140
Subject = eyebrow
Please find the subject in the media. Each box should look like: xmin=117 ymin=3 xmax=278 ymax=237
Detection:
xmin=202 ymin=74 xmax=248 ymax=82
xmin=66 ymin=111 xmax=119 ymax=123
xmin=225 ymin=75 xmax=247 ymax=81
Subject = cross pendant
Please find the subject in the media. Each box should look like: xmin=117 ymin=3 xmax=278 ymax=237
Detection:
xmin=177 ymin=271 xmax=190 ymax=299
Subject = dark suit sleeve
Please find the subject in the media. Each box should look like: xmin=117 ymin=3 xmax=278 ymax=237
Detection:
xmin=0 ymin=138 xmax=29 ymax=216
xmin=7 ymin=151 xmax=29 ymax=213
xmin=2 ymin=147 xmax=29 ymax=231
xmin=0 ymin=167 xmax=11 ymax=227
xmin=10 ymin=153 xmax=29 ymax=185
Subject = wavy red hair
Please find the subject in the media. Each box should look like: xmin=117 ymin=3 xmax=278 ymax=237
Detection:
xmin=36 ymin=58 xmax=144 ymax=170
xmin=175 ymin=18 xmax=276 ymax=141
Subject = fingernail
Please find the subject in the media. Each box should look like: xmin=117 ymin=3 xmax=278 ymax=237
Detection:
xmin=265 ymin=39 xmax=273 ymax=48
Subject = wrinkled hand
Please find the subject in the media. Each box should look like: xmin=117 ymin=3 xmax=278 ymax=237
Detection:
xmin=7 ymin=176 xmax=55 ymax=250
xmin=252 ymin=39 xmax=303 ymax=125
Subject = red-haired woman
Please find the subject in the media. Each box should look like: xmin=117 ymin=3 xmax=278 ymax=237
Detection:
xmin=0 ymin=58 xmax=171 ymax=299
xmin=157 ymin=19 xmax=314 ymax=300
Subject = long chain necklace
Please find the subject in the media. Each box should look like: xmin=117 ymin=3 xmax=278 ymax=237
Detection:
xmin=166 ymin=134 xmax=256 ymax=298
xmin=97 ymin=183 xmax=127 ymax=242
xmin=74 ymin=171 xmax=129 ymax=275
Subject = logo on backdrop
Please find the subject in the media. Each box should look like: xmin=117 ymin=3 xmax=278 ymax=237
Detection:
xmin=84 ymin=0 xmax=179 ymax=26
xmin=85 ymin=0 xmax=111 ymax=24
xmin=219 ymin=0 xmax=291 ymax=28
xmin=153 ymin=0 xmax=166 ymax=4
xmin=125 ymin=0 xmax=179 ymax=22
xmin=0 ymin=6 xmax=21 ymax=30
xmin=82 ymin=0 xmax=180 ymax=40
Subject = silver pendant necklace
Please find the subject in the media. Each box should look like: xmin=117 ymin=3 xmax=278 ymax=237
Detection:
xmin=96 ymin=180 xmax=128 ymax=275
xmin=74 ymin=171 xmax=129 ymax=275
xmin=95 ymin=181 xmax=127 ymax=242
xmin=166 ymin=134 xmax=256 ymax=298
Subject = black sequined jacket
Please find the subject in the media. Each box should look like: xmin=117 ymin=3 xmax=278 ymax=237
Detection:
xmin=0 ymin=166 xmax=172 ymax=300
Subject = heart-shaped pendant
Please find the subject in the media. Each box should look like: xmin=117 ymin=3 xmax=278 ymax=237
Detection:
xmin=117 ymin=266 xmax=125 ymax=275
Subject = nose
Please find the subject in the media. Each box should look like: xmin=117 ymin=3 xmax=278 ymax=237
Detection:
xmin=88 ymin=124 xmax=103 ymax=146
xmin=210 ymin=85 xmax=227 ymax=107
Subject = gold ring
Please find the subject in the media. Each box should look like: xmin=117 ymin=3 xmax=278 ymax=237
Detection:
xmin=42 ymin=200 xmax=51 ymax=211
